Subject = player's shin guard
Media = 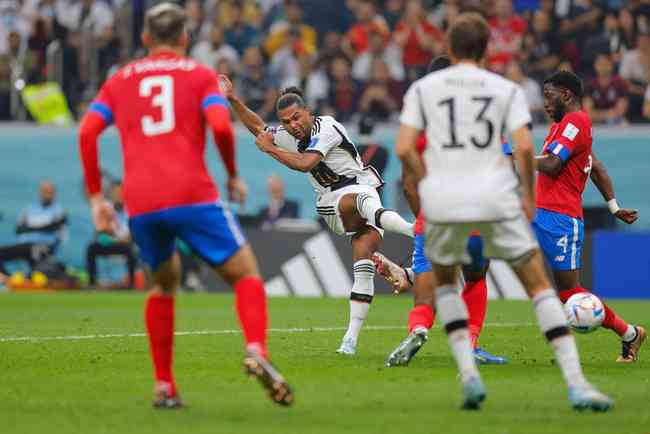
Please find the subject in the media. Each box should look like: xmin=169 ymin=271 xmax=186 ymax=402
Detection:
xmin=408 ymin=304 xmax=434 ymax=333
xmin=355 ymin=193 xmax=413 ymax=237
xmin=462 ymin=278 xmax=488 ymax=348
xmin=533 ymin=289 xmax=588 ymax=389
xmin=234 ymin=277 xmax=268 ymax=359
xmin=435 ymin=284 xmax=479 ymax=382
xmin=343 ymin=260 xmax=375 ymax=344
xmin=145 ymin=293 xmax=176 ymax=395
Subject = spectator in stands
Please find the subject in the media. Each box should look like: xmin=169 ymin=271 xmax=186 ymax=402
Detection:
xmin=238 ymin=46 xmax=277 ymax=122
xmin=583 ymin=53 xmax=628 ymax=125
xmin=258 ymin=175 xmax=299 ymax=229
xmin=521 ymin=9 xmax=560 ymax=82
xmin=620 ymin=31 xmax=650 ymax=122
xmin=583 ymin=11 xmax=630 ymax=66
xmin=269 ymin=26 xmax=316 ymax=89
xmin=358 ymin=58 xmax=401 ymax=121
xmin=191 ymin=26 xmax=239 ymax=72
xmin=393 ymin=0 xmax=442 ymax=82
xmin=505 ymin=60 xmax=545 ymax=123
xmin=0 ymin=1 xmax=30 ymax=56
xmin=185 ymin=0 xmax=206 ymax=51
xmin=315 ymin=30 xmax=346 ymax=70
xmin=383 ymin=0 xmax=404 ymax=30
xmin=224 ymin=2 xmax=259 ymax=56
xmin=0 ymin=30 xmax=39 ymax=119
xmin=282 ymin=54 xmax=328 ymax=111
xmin=264 ymin=0 xmax=317 ymax=57
xmin=343 ymin=0 xmax=390 ymax=58
xmin=643 ymin=85 xmax=650 ymax=120
xmin=85 ymin=182 xmax=137 ymax=288
xmin=488 ymin=0 xmax=528 ymax=74
xmin=57 ymin=0 xmax=114 ymax=39
xmin=557 ymin=0 xmax=604 ymax=73
xmin=352 ymin=31 xmax=404 ymax=82
xmin=325 ymin=55 xmax=359 ymax=121
xmin=0 ymin=180 xmax=67 ymax=276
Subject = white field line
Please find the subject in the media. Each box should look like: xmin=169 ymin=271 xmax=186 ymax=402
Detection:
xmin=0 ymin=322 xmax=535 ymax=344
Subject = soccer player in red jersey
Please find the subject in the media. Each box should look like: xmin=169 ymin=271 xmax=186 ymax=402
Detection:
xmin=535 ymin=70 xmax=644 ymax=362
xmin=78 ymin=3 xmax=292 ymax=408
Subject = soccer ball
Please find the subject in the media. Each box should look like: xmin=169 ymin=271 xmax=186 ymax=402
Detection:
xmin=564 ymin=293 xmax=605 ymax=334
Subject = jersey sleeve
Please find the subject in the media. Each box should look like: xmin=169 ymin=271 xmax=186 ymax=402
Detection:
xmin=200 ymin=68 xmax=230 ymax=112
xmin=304 ymin=120 xmax=342 ymax=157
xmin=543 ymin=112 xmax=584 ymax=162
xmin=504 ymin=84 xmax=532 ymax=134
xmin=88 ymin=79 xmax=115 ymax=125
xmin=399 ymin=82 xmax=425 ymax=130
xmin=268 ymin=126 xmax=298 ymax=151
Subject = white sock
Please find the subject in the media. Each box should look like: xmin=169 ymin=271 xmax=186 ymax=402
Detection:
xmin=355 ymin=192 xmax=413 ymax=237
xmin=622 ymin=325 xmax=637 ymax=342
xmin=435 ymin=284 xmax=479 ymax=382
xmin=343 ymin=260 xmax=375 ymax=344
xmin=533 ymin=289 xmax=588 ymax=389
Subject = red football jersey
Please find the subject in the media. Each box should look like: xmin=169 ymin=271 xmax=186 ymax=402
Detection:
xmin=414 ymin=134 xmax=427 ymax=236
xmin=89 ymin=51 xmax=228 ymax=217
xmin=536 ymin=111 xmax=593 ymax=219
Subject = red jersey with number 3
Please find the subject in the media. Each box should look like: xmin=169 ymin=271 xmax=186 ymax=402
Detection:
xmin=536 ymin=111 xmax=593 ymax=219
xmin=89 ymin=51 xmax=229 ymax=217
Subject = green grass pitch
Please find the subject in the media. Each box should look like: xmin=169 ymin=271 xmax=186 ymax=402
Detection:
xmin=1 ymin=292 xmax=648 ymax=434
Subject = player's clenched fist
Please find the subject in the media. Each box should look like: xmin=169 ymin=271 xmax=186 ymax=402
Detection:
xmin=219 ymin=74 xmax=235 ymax=100
xmin=615 ymin=208 xmax=639 ymax=224
xmin=255 ymin=132 xmax=275 ymax=153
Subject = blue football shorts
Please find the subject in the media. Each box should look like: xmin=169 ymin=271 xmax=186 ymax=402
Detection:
xmin=412 ymin=232 xmax=487 ymax=275
xmin=532 ymin=208 xmax=584 ymax=271
xmin=129 ymin=202 xmax=246 ymax=271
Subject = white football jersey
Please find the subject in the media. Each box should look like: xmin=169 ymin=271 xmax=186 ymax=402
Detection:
xmin=268 ymin=115 xmax=383 ymax=197
xmin=400 ymin=63 xmax=532 ymax=223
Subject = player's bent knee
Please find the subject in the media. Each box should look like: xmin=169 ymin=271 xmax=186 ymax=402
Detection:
xmin=215 ymin=244 xmax=261 ymax=285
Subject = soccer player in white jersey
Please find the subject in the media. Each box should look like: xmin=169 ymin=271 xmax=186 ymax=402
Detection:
xmin=220 ymin=78 xmax=414 ymax=355
xmin=396 ymin=13 xmax=612 ymax=411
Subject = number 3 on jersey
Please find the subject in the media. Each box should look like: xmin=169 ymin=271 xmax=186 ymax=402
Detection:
xmin=139 ymin=75 xmax=175 ymax=136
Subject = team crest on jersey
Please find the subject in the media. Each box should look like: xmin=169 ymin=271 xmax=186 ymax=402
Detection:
xmin=561 ymin=123 xmax=579 ymax=141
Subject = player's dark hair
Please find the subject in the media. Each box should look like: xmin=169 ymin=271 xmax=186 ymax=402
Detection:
xmin=543 ymin=70 xmax=584 ymax=99
xmin=144 ymin=2 xmax=186 ymax=45
xmin=427 ymin=55 xmax=451 ymax=73
xmin=276 ymin=87 xmax=307 ymax=112
xmin=448 ymin=13 xmax=490 ymax=62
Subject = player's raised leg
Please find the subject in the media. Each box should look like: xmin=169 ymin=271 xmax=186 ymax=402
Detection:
xmin=354 ymin=191 xmax=414 ymax=238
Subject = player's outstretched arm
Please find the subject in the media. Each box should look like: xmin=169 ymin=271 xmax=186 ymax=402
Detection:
xmin=590 ymin=154 xmax=638 ymax=224
xmin=512 ymin=126 xmax=536 ymax=221
xmin=254 ymin=132 xmax=322 ymax=172
xmin=220 ymin=75 xmax=266 ymax=137
xmin=395 ymin=125 xmax=425 ymax=182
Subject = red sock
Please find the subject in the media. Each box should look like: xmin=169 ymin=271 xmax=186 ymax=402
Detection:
xmin=145 ymin=293 xmax=176 ymax=395
xmin=560 ymin=286 xmax=629 ymax=337
xmin=407 ymin=304 xmax=434 ymax=333
xmin=462 ymin=278 xmax=488 ymax=349
xmin=234 ymin=277 xmax=268 ymax=358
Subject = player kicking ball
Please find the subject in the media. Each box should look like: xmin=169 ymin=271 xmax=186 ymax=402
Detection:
xmin=536 ymin=70 xmax=644 ymax=362
xmin=78 ymin=3 xmax=292 ymax=408
xmin=396 ymin=13 xmax=612 ymax=411
xmin=375 ymin=56 xmax=506 ymax=367
xmin=220 ymin=78 xmax=414 ymax=356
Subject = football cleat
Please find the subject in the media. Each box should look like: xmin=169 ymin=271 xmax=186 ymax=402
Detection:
xmin=616 ymin=326 xmax=646 ymax=363
xmin=152 ymin=382 xmax=183 ymax=409
xmin=461 ymin=376 xmax=486 ymax=410
xmin=372 ymin=252 xmax=411 ymax=294
xmin=243 ymin=351 xmax=294 ymax=406
xmin=473 ymin=347 xmax=508 ymax=365
xmin=385 ymin=327 xmax=428 ymax=367
xmin=336 ymin=337 xmax=357 ymax=355
xmin=568 ymin=385 xmax=614 ymax=412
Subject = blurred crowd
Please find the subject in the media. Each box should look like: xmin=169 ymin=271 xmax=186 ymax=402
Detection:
xmin=2 ymin=0 xmax=650 ymax=124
